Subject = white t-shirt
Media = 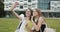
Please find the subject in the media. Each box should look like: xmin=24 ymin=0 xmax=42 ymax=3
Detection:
xmin=15 ymin=14 xmax=27 ymax=32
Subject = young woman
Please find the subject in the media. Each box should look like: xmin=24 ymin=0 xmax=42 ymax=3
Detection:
xmin=31 ymin=9 xmax=46 ymax=32
xmin=10 ymin=2 xmax=33 ymax=32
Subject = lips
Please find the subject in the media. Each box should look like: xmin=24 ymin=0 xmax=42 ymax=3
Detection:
xmin=26 ymin=12 xmax=30 ymax=14
xmin=27 ymin=13 xmax=29 ymax=15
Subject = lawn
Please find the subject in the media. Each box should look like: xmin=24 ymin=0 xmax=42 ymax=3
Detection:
xmin=0 ymin=18 xmax=60 ymax=32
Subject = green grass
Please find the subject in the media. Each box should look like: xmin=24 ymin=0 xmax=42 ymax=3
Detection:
xmin=0 ymin=18 xmax=60 ymax=32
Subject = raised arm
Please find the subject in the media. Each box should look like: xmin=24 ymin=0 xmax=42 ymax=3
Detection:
xmin=10 ymin=2 xmax=20 ymax=20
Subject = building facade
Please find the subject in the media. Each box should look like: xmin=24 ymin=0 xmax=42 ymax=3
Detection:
xmin=50 ymin=1 xmax=60 ymax=12
xmin=4 ymin=0 xmax=60 ymax=17
xmin=4 ymin=0 xmax=38 ymax=11
xmin=38 ymin=0 xmax=60 ymax=17
xmin=38 ymin=0 xmax=60 ymax=10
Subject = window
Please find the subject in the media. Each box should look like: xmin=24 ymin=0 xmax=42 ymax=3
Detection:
xmin=6 ymin=6 xmax=8 ymax=8
xmin=24 ymin=4 xmax=27 ymax=8
xmin=51 ymin=6 xmax=54 ymax=10
xmin=9 ymin=3 xmax=12 ymax=5
xmin=5 ymin=0 xmax=9 ymax=2
xmin=32 ymin=5 xmax=35 ymax=8
xmin=28 ymin=0 xmax=31 ymax=2
xmin=56 ymin=7 xmax=60 ymax=10
xmin=16 ymin=4 xmax=20 ymax=8
xmin=50 ymin=0 xmax=58 ymax=1
xmin=39 ymin=0 xmax=49 ymax=3
xmin=38 ymin=3 xmax=49 ymax=10
xmin=9 ymin=5 xmax=11 ymax=7
xmin=24 ymin=0 xmax=27 ymax=1
xmin=32 ymin=3 xmax=36 ymax=5
xmin=24 ymin=5 xmax=27 ymax=8
xmin=17 ymin=0 xmax=19 ymax=1
xmin=57 ymin=2 xmax=60 ymax=5
xmin=24 ymin=3 xmax=27 ymax=5
xmin=20 ymin=5 xmax=23 ymax=9
xmin=6 ymin=4 xmax=9 ymax=7
xmin=16 ymin=5 xmax=19 ymax=8
xmin=28 ymin=5 xmax=31 ymax=8
xmin=32 ymin=0 xmax=36 ymax=1
xmin=32 ymin=4 xmax=36 ymax=8
xmin=19 ymin=0 xmax=23 ymax=2
xmin=12 ymin=0 xmax=16 ymax=2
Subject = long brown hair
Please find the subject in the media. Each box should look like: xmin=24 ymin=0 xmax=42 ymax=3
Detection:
xmin=34 ymin=8 xmax=43 ymax=17
xmin=35 ymin=8 xmax=46 ymax=22
xmin=25 ymin=8 xmax=33 ymax=20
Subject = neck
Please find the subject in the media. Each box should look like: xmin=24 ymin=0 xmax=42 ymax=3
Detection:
xmin=26 ymin=16 xmax=30 ymax=20
xmin=35 ymin=16 xmax=39 ymax=19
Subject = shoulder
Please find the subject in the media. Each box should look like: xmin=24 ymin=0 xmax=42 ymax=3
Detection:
xmin=38 ymin=16 xmax=44 ymax=22
xmin=19 ymin=14 xmax=24 ymax=19
xmin=20 ymin=14 xmax=24 ymax=17
xmin=39 ymin=16 xmax=43 ymax=20
xmin=38 ymin=16 xmax=46 ymax=22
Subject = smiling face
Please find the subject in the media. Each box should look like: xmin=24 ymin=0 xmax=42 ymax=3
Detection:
xmin=33 ymin=9 xmax=42 ymax=17
xmin=33 ymin=9 xmax=39 ymax=17
xmin=25 ymin=9 xmax=31 ymax=17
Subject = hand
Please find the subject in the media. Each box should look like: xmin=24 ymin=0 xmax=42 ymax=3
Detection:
xmin=31 ymin=16 xmax=34 ymax=22
xmin=10 ymin=2 xmax=19 ymax=11
xmin=14 ymin=2 xmax=19 ymax=8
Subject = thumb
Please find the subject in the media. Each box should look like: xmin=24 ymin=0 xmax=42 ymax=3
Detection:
xmin=14 ymin=2 xmax=19 ymax=8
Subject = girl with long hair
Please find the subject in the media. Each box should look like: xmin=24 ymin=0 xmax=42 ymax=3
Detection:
xmin=10 ymin=2 xmax=33 ymax=32
xmin=31 ymin=8 xmax=46 ymax=32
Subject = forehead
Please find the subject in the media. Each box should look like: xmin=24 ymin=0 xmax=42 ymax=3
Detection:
xmin=33 ymin=9 xmax=36 ymax=12
xmin=26 ymin=9 xmax=31 ymax=12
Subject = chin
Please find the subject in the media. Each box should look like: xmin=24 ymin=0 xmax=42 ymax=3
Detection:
xmin=27 ymin=16 xmax=30 ymax=17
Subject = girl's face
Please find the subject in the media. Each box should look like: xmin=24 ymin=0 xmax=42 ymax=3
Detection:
xmin=25 ymin=9 xmax=31 ymax=17
xmin=33 ymin=9 xmax=38 ymax=17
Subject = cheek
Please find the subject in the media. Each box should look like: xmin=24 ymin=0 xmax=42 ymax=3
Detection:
xmin=26 ymin=12 xmax=31 ymax=16
xmin=36 ymin=12 xmax=38 ymax=15
xmin=28 ymin=12 xmax=31 ymax=16
xmin=34 ymin=12 xmax=38 ymax=16
xmin=29 ymin=12 xmax=31 ymax=15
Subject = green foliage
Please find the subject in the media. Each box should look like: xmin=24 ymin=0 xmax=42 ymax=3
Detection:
xmin=0 ymin=1 xmax=4 ymax=11
xmin=0 ymin=1 xmax=4 ymax=17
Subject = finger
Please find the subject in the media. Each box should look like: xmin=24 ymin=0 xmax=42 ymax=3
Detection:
xmin=13 ymin=2 xmax=19 ymax=8
xmin=10 ymin=2 xmax=19 ymax=11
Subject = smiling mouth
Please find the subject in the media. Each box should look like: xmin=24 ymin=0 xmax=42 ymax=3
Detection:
xmin=26 ymin=13 xmax=29 ymax=14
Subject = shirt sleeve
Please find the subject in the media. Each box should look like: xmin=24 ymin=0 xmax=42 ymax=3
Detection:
xmin=19 ymin=14 xmax=24 ymax=21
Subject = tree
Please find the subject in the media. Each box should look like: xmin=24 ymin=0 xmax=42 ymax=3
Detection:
xmin=0 ymin=0 xmax=4 ymax=17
